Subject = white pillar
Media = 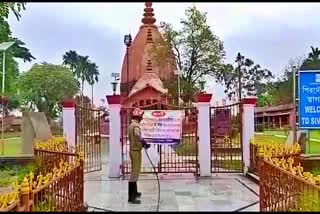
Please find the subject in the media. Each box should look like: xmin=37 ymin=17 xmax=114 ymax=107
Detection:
xmin=62 ymin=101 xmax=76 ymax=149
xmin=106 ymin=95 xmax=122 ymax=178
xmin=196 ymin=93 xmax=212 ymax=177
xmin=241 ymin=97 xmax=257 ymax=175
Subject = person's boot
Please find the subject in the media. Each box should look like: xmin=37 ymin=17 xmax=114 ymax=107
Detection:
xmin=134 ymin=182 xmax=142 ymax=198
xmin=128 ymin=182 xmax=141 ymax=204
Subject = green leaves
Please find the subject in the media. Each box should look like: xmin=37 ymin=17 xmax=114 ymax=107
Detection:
xmin=266 ymin=48 xmax=320 ymax=106
xmin=150 ymin=6 xmax=225 ymax=103
xmin=218 ymin=53 xmax=273 ymax=101
xmin=0 ymin=3 xmax=34 ymax=113
xmin=10 ymin=37 xmax=36 ymax=62
xmin=0 ymin=2 xmax=26 ymax=21
xmin=62 ymin=50 xmax=99 ymax=93
xmin=16 ymin=63 xmax=79 ymax=121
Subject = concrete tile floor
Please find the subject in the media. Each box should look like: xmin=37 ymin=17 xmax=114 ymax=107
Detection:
xmin=85 ymin=171 xmax=259 ymax=212
xmin=85 ymin=140 xmax=259 ymax=212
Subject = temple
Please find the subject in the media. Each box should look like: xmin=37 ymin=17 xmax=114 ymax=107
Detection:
xmin=120 ymin=2 xmax=176 ymax=107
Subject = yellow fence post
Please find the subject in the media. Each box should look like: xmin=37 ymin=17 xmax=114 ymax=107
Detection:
xmin=20 ymin=177 xmax=30 ymax=211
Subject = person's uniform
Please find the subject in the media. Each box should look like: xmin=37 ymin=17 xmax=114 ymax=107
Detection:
xmin=128 ymin=108 xmax=148 ymax=204
xmin=128 ymin=119 xmax=143 ymax=182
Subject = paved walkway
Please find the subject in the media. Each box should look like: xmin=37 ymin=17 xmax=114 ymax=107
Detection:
xmin=84 ymin=140 xmax=259 ymax=212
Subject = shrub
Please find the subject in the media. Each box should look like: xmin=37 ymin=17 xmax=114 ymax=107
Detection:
xmin=256 ymin=124 xmax=264 ymax=132
xmin=311 ymin=168 xmax=320 ymax=176
xmin=0 ymin=160 xmax=42 ymax=187
xmin=0 ymin=170 xmax=16 ymax=187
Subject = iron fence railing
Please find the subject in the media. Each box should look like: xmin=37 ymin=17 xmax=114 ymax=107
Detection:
xmin=249 ymin=143 xmax=301 ymax=176
xmin=75 ymin=104 xmax=102 ymax=173
xmin=121 ymin=102 xmax=199 ymax=177
xmin=260 ymin=158 xmax=320 ymax=212
xmin=34 ymin=149 xmax=79 ymax=175
xmin=0 ymin=146 xmax=84 ymax=212
xmin=210 ymin=102 xmax=243 ymax=173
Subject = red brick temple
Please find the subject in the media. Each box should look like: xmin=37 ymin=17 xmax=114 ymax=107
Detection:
xmin=120 ymin=2 xmax=176 ymax=108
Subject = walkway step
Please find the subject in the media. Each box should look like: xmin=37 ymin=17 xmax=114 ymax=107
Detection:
xmin=246 ymin=172 xmax=259 ymax=184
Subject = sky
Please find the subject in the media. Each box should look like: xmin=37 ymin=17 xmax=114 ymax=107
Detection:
xmin=7 ymin=2 xmax=320 ymax=106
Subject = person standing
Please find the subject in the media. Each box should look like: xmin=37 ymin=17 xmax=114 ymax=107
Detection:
xmin=128 ymin=108 xmax=150 ymax=204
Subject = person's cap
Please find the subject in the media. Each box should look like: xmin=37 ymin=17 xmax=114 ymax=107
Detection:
xmin=132 ymin=108 xmax=144 ymax=117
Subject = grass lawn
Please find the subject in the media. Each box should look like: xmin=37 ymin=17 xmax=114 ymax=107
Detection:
xmin=254 ymin=133 xmax=320 ymax=154
xmin=263 ymin=130 xmax=290 ymax=136
xmin=306 ymin=141 xmax=320 ymax=154
xmin=2 ymin=132 xmax=22 ymax=139
xmin=0 ymin=138 xmax=22 ymax=156
xmin=254 ymin=134 xmax=286 ymax=144
xmin=309 ymin=130 xmax=320 ymax=139
xmin=174 ymin=136 xmax=197 ymax=156
xmin=212 ymin=159 xmax=242 ymax=171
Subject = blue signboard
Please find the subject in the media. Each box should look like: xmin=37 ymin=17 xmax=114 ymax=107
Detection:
xmin=298 ymin=70 xmax=320 ymax=129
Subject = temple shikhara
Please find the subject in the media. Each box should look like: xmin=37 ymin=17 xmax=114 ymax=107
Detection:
xmin=120 ymin=2 xmax=176 ymax=108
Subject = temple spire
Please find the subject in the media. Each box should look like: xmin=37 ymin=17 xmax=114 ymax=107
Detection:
xmin=142 ymin=2 xmax=156 ymax=25
xmin=146 ymin=59 xmax=153 ymax=73
xmin=146 ymin=28 xmax=153 ymax=43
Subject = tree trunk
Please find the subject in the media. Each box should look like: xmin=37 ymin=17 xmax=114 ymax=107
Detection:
xmin=81 ymin=80 xmax=84 ymax=106
xmin=91 ymin=84 xmax=94 ymax=107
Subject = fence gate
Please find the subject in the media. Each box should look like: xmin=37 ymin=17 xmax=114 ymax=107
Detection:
xmin=210 ymin=103 xmax=243 ymax=173
xmin=75 ymin=104 xmax=102 ymax=173
xmin=120 ymin=102 xmax=198 ymax=178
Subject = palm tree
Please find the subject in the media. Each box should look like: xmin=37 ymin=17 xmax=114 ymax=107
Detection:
xmin=301 ymin=46 xmax=320 ymax=70
xmin=62 ymin=51 xmax=100 ymax=106
xmin=86 ymin=62 xmax=99 ymax=106
xmin=62 ymin=50 xmax=79 ymax=74
xmin=308 ymin=46 xmax=320 ymax=61
xmin=62 ymin=51 xmax=90 ymax=105
xmin=76 ymin=55 xmax=90 ymax=97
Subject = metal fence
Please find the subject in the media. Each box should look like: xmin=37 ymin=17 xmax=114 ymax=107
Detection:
xmin=210 ymin=103 xmax=243 ymax=173
xmin=260 ymin=157 xmax=320 ymax=212
xmin=75 ymin=104 xmax=102 ymax=173
xmin=249 ymin=143 xmax=301 ymax=176
xmin=121 ymin=102 xmax=199 ymax=177
xmin=34 ymin=149 xmax=79 ymax=175
xmin=0 ymin=143 xmax=85 ymax=212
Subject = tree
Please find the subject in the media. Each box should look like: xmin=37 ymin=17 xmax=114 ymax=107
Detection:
xmin=62 ymin=50 xmax=78 ymax=73
xmin=267 ymin=47 xmax=320 ymax=106
xmin=217 ymin=53 xmax=273 ymax=101
xmin=76 ymin=55 xmax=90 ymax=95
xmin=308 ymin=46 xmax=320 ymax=61
xmin=0 ymin=2 xmax=26 ymax=21
xmin=86 ymin=62 xmax=99 ymax=106
xmin=267 ymin=56 xmax=305 ymax=105
xmin=0 ymin=2 xmax=34 ymax=111
xmin=300 ymin=46 xmax=320 ymax=70
xmin=257 ymin=90 xmax=275 ymax=107
xmin=62 ymin=51 xmax=100 ymax=104
xmin=0 ymin=36 xmax=35 ymax=113
xmin=150 ymin=6 xmax=225 ymax=102
xmin=16 ymin=63 xmax=79 ymax=122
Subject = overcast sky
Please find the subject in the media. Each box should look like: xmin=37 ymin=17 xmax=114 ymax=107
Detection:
xmin=7 ymin=2 xmax=320 ymax=105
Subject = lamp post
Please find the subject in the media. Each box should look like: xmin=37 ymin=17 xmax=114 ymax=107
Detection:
xmin=174 ymin=70 xmax=183 ymax=107
xmin=124 ymin=34 xmax=132 ymax=97
xmin=0 ymin=41 xmax=15 ymax=155
xmin=292 ymin=66 xmax=297 ymax=144
xmin=111 ymin=73 xmax=120 ymax=95
xmin=199 ymin=80 xmax=206 ymax=93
